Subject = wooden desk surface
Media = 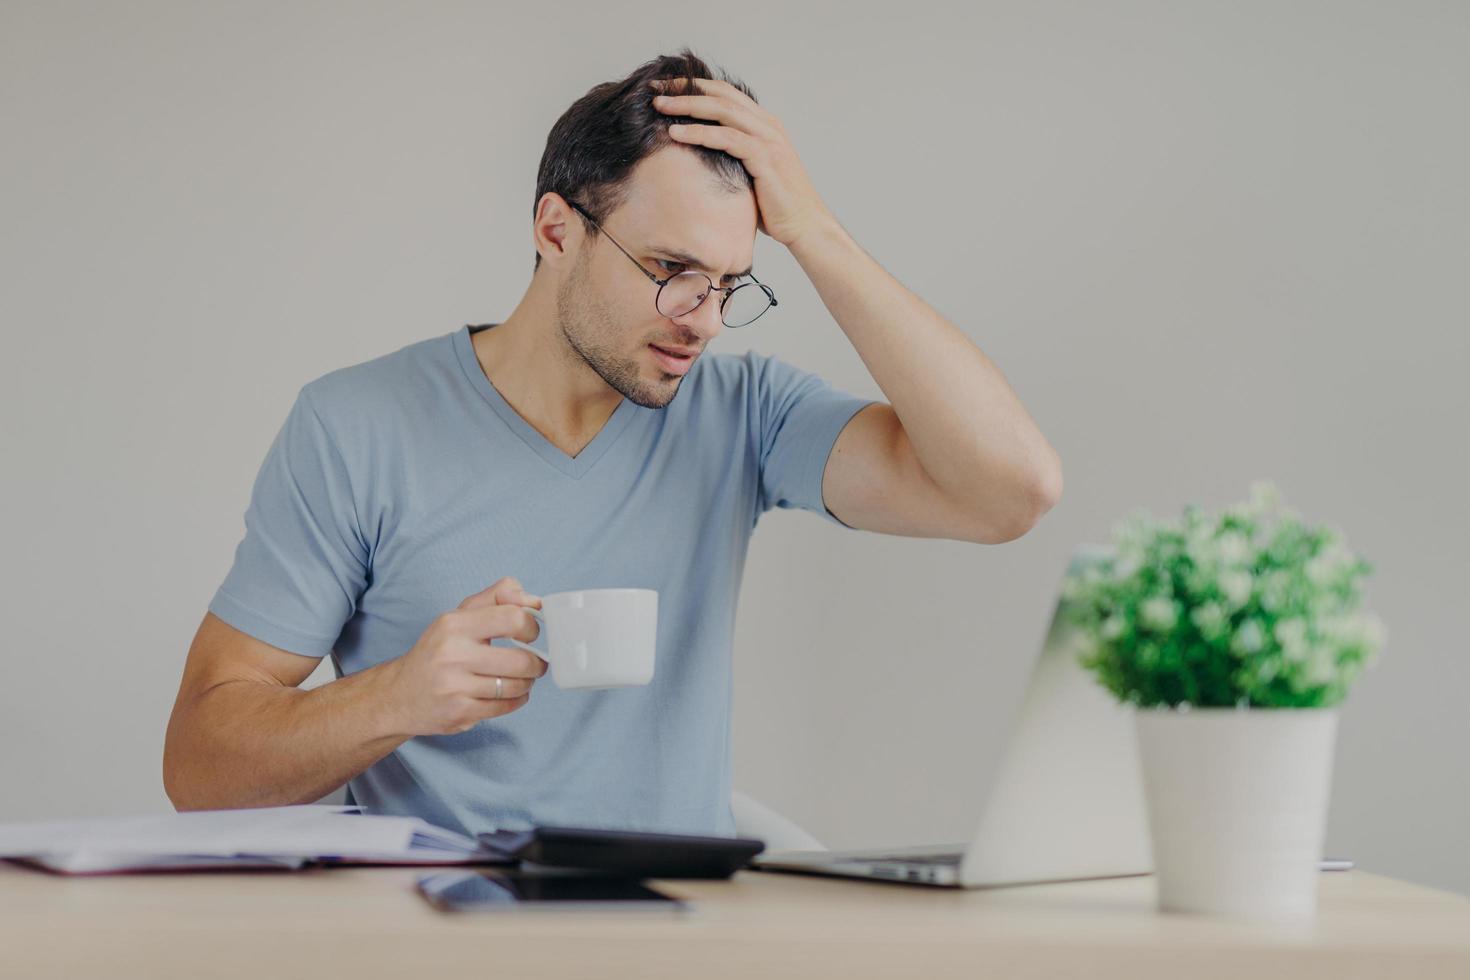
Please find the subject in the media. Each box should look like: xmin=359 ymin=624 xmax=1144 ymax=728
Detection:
xmin=3 ymin=862 xmax=1466 ymax=979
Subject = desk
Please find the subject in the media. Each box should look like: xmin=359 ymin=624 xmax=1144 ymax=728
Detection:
xmin=2 ymin=862 xmax=1466 ymax=979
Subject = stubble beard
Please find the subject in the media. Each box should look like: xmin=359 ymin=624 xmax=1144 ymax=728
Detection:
xmin=554 ymin=256 xmax=684 ymax=410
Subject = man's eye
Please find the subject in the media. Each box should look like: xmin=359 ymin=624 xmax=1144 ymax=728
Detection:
xmin=657 ymin=259 xmax=742 ymax=286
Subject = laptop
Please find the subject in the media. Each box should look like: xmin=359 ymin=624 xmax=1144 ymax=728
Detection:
xmin=750 ymin=544 xmax=1353 ymax=888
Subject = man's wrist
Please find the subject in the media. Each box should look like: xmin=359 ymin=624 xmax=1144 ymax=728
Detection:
xmin=362 ymin=657 xmax=414 ymax=741
xmin=786 ymin=211 xmax=864 ymax=281
xmin=785 ymin=207 xmax=846 ymax=261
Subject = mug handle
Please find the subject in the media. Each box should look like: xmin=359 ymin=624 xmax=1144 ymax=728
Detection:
xmin=496 ymin=606 xmax=550 ymax=663
xmin=496 ymin=607 xmax=590 ymax=672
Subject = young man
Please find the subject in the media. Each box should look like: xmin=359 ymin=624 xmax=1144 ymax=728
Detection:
xmin=163 ymin=50 xmax=1063 ymax=837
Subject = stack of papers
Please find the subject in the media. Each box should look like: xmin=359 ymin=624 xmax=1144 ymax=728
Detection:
xmin=0 ymin=805 xmax=513 ymax=875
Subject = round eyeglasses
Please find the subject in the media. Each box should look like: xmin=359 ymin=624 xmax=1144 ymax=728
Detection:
xmin=565 ymin=199 xmax=777 ymax=328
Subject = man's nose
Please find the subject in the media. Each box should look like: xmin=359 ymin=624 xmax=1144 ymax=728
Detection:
xmin=671 ymin=286 xmax=725 ymax=343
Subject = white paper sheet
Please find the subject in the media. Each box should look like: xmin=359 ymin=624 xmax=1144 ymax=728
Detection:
xmin=0 ymin=805 xmax=483 ymax=861
xmin=14 ymin=851 xmax=310 ymax=874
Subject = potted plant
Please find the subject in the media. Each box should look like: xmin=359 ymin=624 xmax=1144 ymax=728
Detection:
xmin=1060 ymin=480 xmax=1386 ymax=918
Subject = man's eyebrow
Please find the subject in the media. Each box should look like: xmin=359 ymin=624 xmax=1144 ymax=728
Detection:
xmin=648 ymin=245 xmax=753 ymax=279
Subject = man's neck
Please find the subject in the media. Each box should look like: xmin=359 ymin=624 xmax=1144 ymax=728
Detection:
xmin=470 ymin=282 xmax=624 ymax=459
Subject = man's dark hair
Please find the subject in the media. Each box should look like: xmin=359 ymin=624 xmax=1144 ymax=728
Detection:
xmin=531 ymin=48 xmax=758 ymax=273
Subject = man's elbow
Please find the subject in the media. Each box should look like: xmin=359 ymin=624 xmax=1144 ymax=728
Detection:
xmin=162 ymin=734 xmax=189 ymax=810
xmin=162 ymin=711 xmax=208 ymax=811
xmin=1031 ymin=462 xmax=1063 ymax=523
xmin=985 ymin=469 xmax=1063 ymax=544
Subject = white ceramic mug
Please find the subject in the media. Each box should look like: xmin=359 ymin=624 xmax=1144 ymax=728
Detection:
xmin=497 ymin=588 xmax=658 ymax=689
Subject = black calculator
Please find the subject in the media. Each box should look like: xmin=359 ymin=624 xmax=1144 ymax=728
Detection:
xmin=476 ymin=825 xmax=765 ymax=879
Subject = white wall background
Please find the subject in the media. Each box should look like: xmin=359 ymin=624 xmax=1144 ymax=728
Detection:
xmin=2 ymin=1 xmax=1465 ymax=896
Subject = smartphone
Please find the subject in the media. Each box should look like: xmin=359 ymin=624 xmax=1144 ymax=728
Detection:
xmin=416 ymin=869 xmax=691 ymax=914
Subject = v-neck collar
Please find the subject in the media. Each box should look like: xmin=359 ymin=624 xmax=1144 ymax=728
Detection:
xmin=453 ymin=323 xmax=639 ymax=480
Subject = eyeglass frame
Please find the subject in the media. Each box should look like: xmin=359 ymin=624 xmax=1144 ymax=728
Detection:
xmin=563 ymin=198 xmax=778 ymax=327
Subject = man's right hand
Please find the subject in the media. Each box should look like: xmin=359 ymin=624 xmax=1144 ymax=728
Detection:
xmin=384 ymin=577 xmax=547 ymax=736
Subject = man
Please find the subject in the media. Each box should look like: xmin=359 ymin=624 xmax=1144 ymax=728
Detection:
xmin=163 ymin=50 xmax=1063 ymax=837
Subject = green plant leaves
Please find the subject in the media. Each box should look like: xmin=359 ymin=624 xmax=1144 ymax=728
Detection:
xmin=1062 ymin=480 xmax=1386 ymax=709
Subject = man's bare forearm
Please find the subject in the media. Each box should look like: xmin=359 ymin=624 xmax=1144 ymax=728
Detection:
xmin=163 ymin=660 xmax=408 ymax=811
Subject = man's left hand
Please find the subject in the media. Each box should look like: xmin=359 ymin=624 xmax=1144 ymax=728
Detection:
xmin=650 ymin=77 xmax=833 ymax=249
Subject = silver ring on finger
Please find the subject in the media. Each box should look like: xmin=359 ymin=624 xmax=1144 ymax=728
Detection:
xmin=495 ymin=676 xmax=503 ymax=699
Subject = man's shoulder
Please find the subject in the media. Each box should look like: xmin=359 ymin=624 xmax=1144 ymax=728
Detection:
xmin=691 ymin=347 xmax=828 ymax=403
xmin=690 ymin=347 xmax=794 ymax=393
xmin=297 ymin=329 xmax=456 ymax=426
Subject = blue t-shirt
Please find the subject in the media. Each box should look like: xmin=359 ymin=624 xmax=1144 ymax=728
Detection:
xmin=207 ymin=323 xmax=877 ymax=837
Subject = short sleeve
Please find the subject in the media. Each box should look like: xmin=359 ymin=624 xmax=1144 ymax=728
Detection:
xmin=752 ymin=351 xmax=879 ymax=529
xmin=207 ymin=385 xmax=370 ymax=658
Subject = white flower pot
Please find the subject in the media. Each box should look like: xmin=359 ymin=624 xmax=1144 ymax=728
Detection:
xmin=1133 ymin=706 xmax=1339 ymax=919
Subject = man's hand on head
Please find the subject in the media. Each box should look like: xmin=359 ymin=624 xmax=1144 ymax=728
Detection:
xmin=650 ymin=76 xmax=835 ymax=251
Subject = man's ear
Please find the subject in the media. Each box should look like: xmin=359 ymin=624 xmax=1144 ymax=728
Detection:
xmin=533 ymin=192 xmax=578 ymax=268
